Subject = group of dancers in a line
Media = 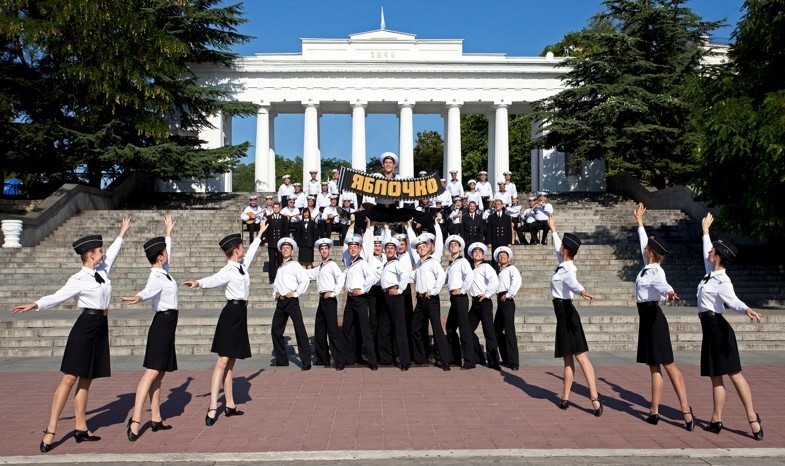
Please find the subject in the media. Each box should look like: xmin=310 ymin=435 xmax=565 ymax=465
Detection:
xmin=11 ymin=201 xmax=765 ymax=453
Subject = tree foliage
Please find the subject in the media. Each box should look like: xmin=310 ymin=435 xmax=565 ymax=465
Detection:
xmin=533 ymin=0 xmax=721 ymax=186
xmin=412 ymin=130 xmax=444 ymax=175
xmin=691 ymin=0 xmax=785 ymax=238
xmin=0 ymin=0 xmax=257 ymax=191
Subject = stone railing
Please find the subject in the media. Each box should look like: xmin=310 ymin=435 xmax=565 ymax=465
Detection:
xmin=606 ymin=172 xmax=711 ymax=221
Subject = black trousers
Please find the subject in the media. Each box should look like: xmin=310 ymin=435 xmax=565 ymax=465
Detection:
xmin=354 ymin=204 xmax=435 ymax=234
xmin=245 ymin=222 xmax=259 ymax=244
xmin=411 ymin=295 xmax=450 ymax=365
xmin=314 ymin=295 xmax=343 ymax=368
xmin=518 ymin=222 xmax=539 ymax=244
xmin=494 ymin=296 xmax=519 ymax=368
xmin=342 ymin=294 xmax=377 ymax=366
xmin=402 ymin=284 xmax=416 ymax=358
xmin=383 ymin=291 xmax=411 ymax=367
xmin=271 ymin=297 xmax=311 ymax=366
xmin=267 ymin=247 xmax=283 ymax=283
xmin=533 ymin=220 xmax=549 ymax=243
xmin=445 ymin=294 xmax=475 ymax=366
xmin=469 ymin=298 xmax=500 ymax=367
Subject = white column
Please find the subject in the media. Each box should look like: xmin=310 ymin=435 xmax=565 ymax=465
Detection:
xmin=493 ymin=102 xmax=510 ymax=187
xmin=302 ymin=101 xmax=319 ymax=185
xmin=442 ymin=111 xmax=449 ymax=178
xmin=351 ymin=101 xmax=367 ymax=171
xmin=398 ymin=101 xmax=415 ymax=178
xmin=268 ymin=111 xmax=276 ymax=192
xmin=254 ymin=105 xmax=271 ymax=191
xmin=487 ymin=111 xmax=495 ymax=183
xmin=446 ymin=102 xmax=462 ymax=179
xmin=220 ymin=112 xmax=233 ymax=192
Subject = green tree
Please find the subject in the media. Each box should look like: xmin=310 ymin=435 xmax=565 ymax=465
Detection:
xmin=691 ymin=0 xmax=785 ymax=238
xmin=232 ymin=162 xmax=255 ymax=192
xmin=0 ymin=0 xmax=256 ymax=190
xmin=413 ymin=130 xmax=444 ymax=175
xmin=533 ymin=0 xmax=721 ymax=186
xmin=541 ymin=17 xmax=616 ymax=58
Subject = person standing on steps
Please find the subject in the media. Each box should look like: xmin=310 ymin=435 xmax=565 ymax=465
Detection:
xmin=546 ymin=215 xmax=603 ymax=417
xmin=11 ymin=217 xmax=132 ymax=452
xmin=270 ymin=237 xmax=312 ymax=370
xmin=182 ymin=222 xmax=265 ymax=427
xmin=262 ymin=201 xmax=288 ymax=284
xmin=632 ymin=203 xmax=694 ymax=430
xmin=121 ymin=215 xmax=179 ymax=441
xmin=698 ymin=213 xmax=764 ymax=441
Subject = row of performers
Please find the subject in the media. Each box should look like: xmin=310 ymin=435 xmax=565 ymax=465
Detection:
xmin=11 ymin=205 xmax=764 ymax=453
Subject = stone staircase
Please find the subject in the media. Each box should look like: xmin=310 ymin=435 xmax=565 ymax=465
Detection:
xmin=1 ymin=192 xmax=783 ymax=358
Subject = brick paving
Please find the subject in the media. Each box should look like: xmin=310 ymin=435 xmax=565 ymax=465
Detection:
xmin=0 ymin=358 xmax=781 ymax=457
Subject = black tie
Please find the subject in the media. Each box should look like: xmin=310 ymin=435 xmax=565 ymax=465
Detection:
xmin=702 ymin=274 xmax=711 ymax=283
xmin=238 ymin=265 xmax=245 ymax=275
xmin=554 ymin=265 xmax=563 ymax=274
xmin=638 ymin=268 xmax=650 ymax=278
xmin=165 ymin=273 xmax=172 ymax=281
xmin=94 ymin=273 xmax=105 ymax=284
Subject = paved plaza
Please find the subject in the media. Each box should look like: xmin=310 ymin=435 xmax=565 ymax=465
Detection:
xmin=0 ymin=350 xmax=783 ymax=464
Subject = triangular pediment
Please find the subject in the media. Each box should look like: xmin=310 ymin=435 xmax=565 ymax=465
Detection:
xmin=349 ymin=29 xmax=416 ymax=41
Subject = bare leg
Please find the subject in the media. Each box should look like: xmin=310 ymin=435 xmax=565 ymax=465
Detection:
xmin=223 ymin=358 xmax=237 ymax=409
xmin=72 ymin=377 xmax=93 ymax=433
xmin=128 ymin=369 xmax=161 ymax=434
xmin=728 ymin=372 xmax=761 ymax=434
xmin=209 ymin=356 xmax=230 ymax=419
xmin=148 ymin=372 xmax=166 ymax=423
xmin=649 ymin=365 xmax=663 ymax=414
xmin=709 ymin=375 xmax=726 ymax=422
xmin=662 ymin=362 xmax=691 ymax=420
xmin=575 ymin=352 xmax=600 ymax=408
xmin=43 ymin=374 xmax=78 ymax=444
xmin=562 ymin=354 xmax=575 ymax=400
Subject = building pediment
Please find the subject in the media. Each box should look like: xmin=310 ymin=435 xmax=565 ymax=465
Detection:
xmin=348 ymin=29 xmax=417 ymax=41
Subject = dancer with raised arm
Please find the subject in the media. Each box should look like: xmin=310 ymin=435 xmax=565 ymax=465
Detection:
xmin=121 ymin=215 xmax=179 ymax=441
xmin=698 ymin=213 xmax=763 ymax=440
xmin=182 ymin=221 xmax=265 ymax=426
xmin=632 ymin=204 xmax=694 ymax=430
xmin=11 ymin=218 xmax=132 ymax=452
xmin=547 ymin=215 xmax=602 ymax=416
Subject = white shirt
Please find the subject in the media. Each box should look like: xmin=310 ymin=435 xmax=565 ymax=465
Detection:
xmin=476 ymin=180 xmax=493 ymax=198
xmin=321 ymin=204 xmax=339 ymax=222
xmin=197 ymin=238 xmax=261 ymax=300
xmin=445 ymin=257 xmax=473 ymax=294
xmin=36 ymin=237 xmax=124 ymax=311
xmin=380 ymin=257 xmax=411 ymax=291
xmin=136 ymin=237 xmax=179 ymax=312
xmin=316 ymin=191 xmax=332 ymax=210
xmin=436 ymin=189 xmax=453 ymax=206
xmin=469 ymin=262 xmax=499 ymax=298
xmin=307 ymin=259 xmax=345 ymax=296
xmin=635 ymin=226 xmax=674 ymax=302
xmin=240 ymin=204 xmax=263 ymax=224
xmin=534 ymin=203 xmax=554 ymax=221
xmin=306 ymin=179 xmax=321 ymax=195
xmin=522 ymin=207 xmax=537 ymax=224
xmin=493 ymin=190 xmax=512 ymax=206
xmin=413 ymin=255 xmax=446 ymax=295
xmin=504 ymin=181 xmax=517 ymax=199
xmin=339 ymin=191 xmax=358 ymax=209
xmin=277 ymin=183 xmax=295 ymax=203
xmin=294 ymin=192 xmax=308 ymax=210
xmin=344 ymin=257 xmax=377 ymax=294
xmin=697 ymin=234 xmax=748 ymax=314
xmin=467 ymin=191 xmax=484 ymax=210
xmin=328 ymin=179 xmax=340 ymax=195
xmin=505 ymin=204 xmax=522 ymax=219
xmin=273 ymin=259 xmax=310 ymax=299
xmin=280 ymin=206 xmax=301 ymax=223
xmin=550 ymin=232 xmax=584 ymax=299
xmin=447 ymin=179 xmax=464 ymax=198
xmin=497 ymin=264 xmax=522 ymax=299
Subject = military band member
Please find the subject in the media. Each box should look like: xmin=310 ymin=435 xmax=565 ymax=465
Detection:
xmin=319 ymin=195 xmax=342 ymax=240
xmin=328 ymin=168 xmax=341 ymax=195
xmin=293 ymin=183 xmax=308 ymax=210
xmin=316 ymin=181 xmax=332 ymax=210
xmin=262 ymin=195 xmax=275 ymax=217
xmin=518 ymin=196 xmax=540 ymax=245
xmin=183 ymin=228 xmax=264 ymax=426
xmin=261 ymin=202 xmax=288 ymax=283
xmin=280 ymin=196 xmax=301 ymax=236
xmin=277 ymin=174 xmax=294 ymax=203
xmin=466 ymin=179 xmax=484 ymax=212
xmin=444 ymin=235 xmax=476 ymax=369
xmin=342 ymin=233 xmax=380 ymax=369
xmin=493 ymin=181 xmax=512 ymax=207
xmin=475 ymin=171 xmax=493 ymax=210
xmin=534 ymin=192 xmax=554 ymax=245
xmin=446 ymin=170 xmax=464 ymax=198
xmin=12 ymin=218 xmax=132 ymax=452
xmin=380 ymin=236 xmax=412 ymax=370
xmin=502 ymin=171 xmax=517 ymax=200
xmin=240 ymin=195 xmax=263 ymax=245
xmin=493 ymin=246 xmax=522 ymax=370
xmin=306 ymin=169 xmax=321 ymax=196
xmin=411 ymin=234 xmax=451 ymax=370
xmin=271 ymin=237 xmax=312 ymax=370
xmin=308 ymin=238 xmax=346 ymax=370
xmin=485 ymin=199 xmax=513 ymax=271
xmin=467 ymin=242 xmax=501 ymax=370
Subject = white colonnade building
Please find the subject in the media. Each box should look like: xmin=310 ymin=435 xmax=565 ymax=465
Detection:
xmin=174 ymin=27 xmax=606 ymax=193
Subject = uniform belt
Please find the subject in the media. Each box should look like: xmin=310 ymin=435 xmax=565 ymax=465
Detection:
xmin=450 ymin=291 xmax=466 ymax=296
xmin=319 ymin=292 xmax=335 ymax=298
xmin=157 ymin=309 xmax=179 ymax=316
xmin=552 ymin=298 xmax=572 ymax=303
xmin=416 ymin=292 xmax=433 ymax=298
xmin=384 ymin=286 xmax=399 ymax=292
xmin=497 ymin=292 xmax=509 ymax=298
xmin=227 ymin=299 xmax=247 ymax=305
xmin=82 ymin=308 xmax=107 ymax=317
xmin=472 ymin=296 xmax=487 ymax=302
xmin=277 ymin=296 xmax=297 ymax=301
xmin=700 ymin=310 xmax=717 ymax=316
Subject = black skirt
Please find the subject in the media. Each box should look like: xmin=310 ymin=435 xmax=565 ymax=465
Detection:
xmin=143 ymin=311 xmax=179 ymax=372
xmin=211 ymin=300 xmax=252 ymax=359
xmin=636 ymin=301 xmax=675 ymax=365
xmin=553 ymin=299 xmax=589 ymax=358
xmin=298 ymin=246 xmax=314 ymax=263
xmin=700 ymin=312 xmax=742 ymax=376
xmin=60 ymin=311 xmax=111 ymax=379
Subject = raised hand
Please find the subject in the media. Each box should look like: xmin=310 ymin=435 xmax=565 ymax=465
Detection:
xmin=634 ymin=203 xmax=646 ymax=227
xmin=118 ymin=217 xmax=133 ymax=238
xmin=164 ymin=215 xmax=176 ymax=236
xmin=702 ymin=212 xmax=714 ymax=234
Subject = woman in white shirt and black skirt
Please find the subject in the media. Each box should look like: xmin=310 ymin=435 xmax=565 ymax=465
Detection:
xmin=183 ymin=222 xmax=265 ymax=427
xmin=632 ymin=204 xmax=693 ymax=430
xmin=11 ymin=218 xmax=132 ymax=452
xmin=121 ymin=215 xmax=178 ymax=441
xmin=698 ymin=213 xmax=763 ymax=440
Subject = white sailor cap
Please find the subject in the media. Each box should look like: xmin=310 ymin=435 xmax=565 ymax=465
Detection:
xmin=468 ymin=179 xmax=477 ymax=185
xmin=478 ymin=170 xmax=488 ymax=175
xmin=309 ymin=169 xmax=317 ymax=173
xmin=538 ymin=191 xmax=549 ymax=197
xmin=383 ymin=237 xmax=400 ymax=249
xmin=249 ymin=194 xmax=257 ymax=199
xmin=418 ymin=171 xmax=428 ymax=176
xmin=282 ymin=174 xmax=291 ymax=179
xmin=449 ymin=170 xmax=458 ymax=174
xmin=493 ymin=246 xmax=513 ymax=262
xmin=307 ymin=195 xmax=315 ymax=200
xmin=414 ymin=234 xmax=432 ymax=247
xmin=314 ymin=238 xmax=333 ymax=248
xmin=321 ymin=181 xmax=329 ymax=185
xmin=346 ymin=234 xmax=363 ymax=246
xmin=277 ymin=237 xmax=297 ymax=252
xmin=528 ymin=196 xmax=537 ymax=201
xmin=379 ymin=152 xmax=399 ymax=165
xmin=332 ymin=168 xmax=339 ymax=173
xmin=440 ymin=178 xmax=446 ymax=182
xmin=468 ymin=242 xmax=487 ymax=255
xmin=497 ymin=180 xmax=505 ymax=185
xmin=394 ymin=233 xmax=407 ymax=242
xmin=330 ymin=195 xmax=339 ymax=200
xmin=445 ymin=234 xmax=465 ymax=251
xmin=503 ymin=171 xmax=512 ymax=176
xmin=265 ymin=195 xmax=273 ymax=199
xmin=373 ymin=236 xmax=383 ymax=244
xmin=424 ymin=232 xmax=436 ymax=244
xmin=293 ymin=182 xmax=301 ymax=187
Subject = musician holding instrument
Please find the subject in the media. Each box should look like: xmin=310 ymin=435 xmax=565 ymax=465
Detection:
xmin=240 ymin=195 xmax=263 ymax=245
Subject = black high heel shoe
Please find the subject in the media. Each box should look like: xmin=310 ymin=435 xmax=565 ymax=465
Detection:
xmin=683 ymin=407 xmax=695 ymax=432
xmin=150 ymin=420 xmax=172 ymax=432
xmin=558 ymin=399 xmax=569 ymax=410
xmin=205 ymin=408 xmax=218 ymax=427
xmin=225 ymin=406 xmax=245 ymax=417
xmin=73 ymin=429 xmax=101 ymax=443
xmin=126 ymin=419 xmax=140 ymax=442
xmin=645 ymin=413 xmax=660 ymax=425
xmin=749 ymin=413 xmax=764 ymax=441
xmin=704 ymin=420 xmax=722 ymax=434
xmin=591 ymin=396 xmax=603 ymax=417
xmin=40 ymin=430 xmax=55 ymax=453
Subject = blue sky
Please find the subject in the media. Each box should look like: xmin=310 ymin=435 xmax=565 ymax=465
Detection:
xmin=224 ymin=0 xmax=744 ymax=165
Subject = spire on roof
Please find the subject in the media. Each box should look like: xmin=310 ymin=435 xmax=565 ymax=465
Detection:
xmin=380 ymin=6 xmax=386 ymax=30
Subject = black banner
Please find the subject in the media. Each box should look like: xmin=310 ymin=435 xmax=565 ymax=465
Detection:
xmin=338 ymin=167 xmax=445 ymax=202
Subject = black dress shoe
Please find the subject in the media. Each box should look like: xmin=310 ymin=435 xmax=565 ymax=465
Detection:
xmin=40 ymin=430 xmax=55 ymax=453
xmin=704 ymin=420 xmax=722 ymax=434
xmin=461 ymin=363 xmax=476 ymax=370
xmin=488 ymin=364 xmax=502 ymax=371
xmin=400 ymin=364 xmax=410 ymax=371
xmin=558 ymin=399 xmax=569 ymax=410
xmin=683 ymin=407 xmax=695 ymax=432
xmin=225 ymin=406 xmax=244 ymax=417
xmin=74 ymin=429 xmax=101 ymax=443
xmin=205 ymin=408 xmax=218 ymax=426
xmin=591 ymin=396 xmax=603 ymax=417
xmin=369 ymin=364 xmax=379 ymax=371
xmin=127 ymin=419 xmax=140 ymax=442
xmin=335 ymin=365 xmax=345 ymax=371
xmin=441 ymin=363 xmax=451 ymax=371
xmin=645 ymin=413 xmax=660 ymax=425
xmin=150 ymin=420 xmax=172 ymax=432
xmin=750 ymin=414 xmax=764 ymax=441
xmin=301 ymin=364 xmax=312 ymax=371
